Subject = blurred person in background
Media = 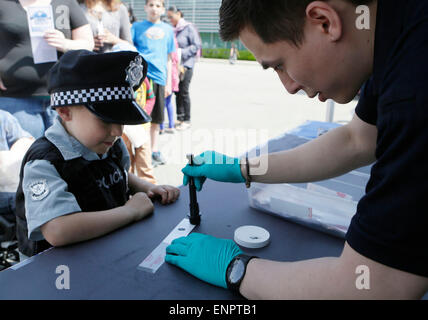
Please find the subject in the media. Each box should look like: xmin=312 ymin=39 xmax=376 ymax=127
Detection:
xmin=0 ymin=110 xmax=34 ymax=224
xmin=229 ymin=42 xmax=239 ymax=65
xmin=167 ymin=6 xmax=201 ymax=131
xmin=132 ymin=0 xmax=175 ymax=167
xmin=78 ymin=0 xmax=132 ymax=53
xmin=0 ymin=0 xmax=94 ymax=139
xmin=159 ymin=35 xmax=179 ymax=135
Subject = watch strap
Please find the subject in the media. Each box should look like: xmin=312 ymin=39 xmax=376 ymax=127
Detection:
xmin=225 ymin=254 xmax=257 ymax=293
xmin=245 ymin=153 xmax=252 ymax=188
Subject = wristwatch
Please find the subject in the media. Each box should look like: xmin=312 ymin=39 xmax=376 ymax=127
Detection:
xmin=226 ymin=254 xmax=257 ymax=293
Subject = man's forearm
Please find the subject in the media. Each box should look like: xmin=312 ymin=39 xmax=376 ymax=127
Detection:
xmin=242 ymin=115 xmax=377 ymax=184
xmin=240 ymin=256 xmax=342 ymax=299
xmin=239 ymin=243 xmax=428 ymax=300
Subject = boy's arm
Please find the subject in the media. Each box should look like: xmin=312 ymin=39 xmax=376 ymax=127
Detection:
xmin=128 ymin=171 xmax=154 ymax=194
xmin=41 ymin=192 xmax=153 ymax=247
xmin=242 ymin=113 xmax=377 ymax=184
xmin=23 ymin=159 xmax=152 ymax=248
xmin=128 ymin=172 xmax=180 ymax=205
xmin=240 ymin=242 xmax=428 ymax=299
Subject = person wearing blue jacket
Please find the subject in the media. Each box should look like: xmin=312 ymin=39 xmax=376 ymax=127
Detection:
xmin=167 ymin=6 xmax=202 ymax=131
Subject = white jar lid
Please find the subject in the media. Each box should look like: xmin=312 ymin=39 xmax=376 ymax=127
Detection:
xmin=234 ymin=225 xmax=270 ymax=249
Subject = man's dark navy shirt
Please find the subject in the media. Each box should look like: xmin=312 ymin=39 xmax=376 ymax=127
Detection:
xmin=347 ymin=0 xmax=428 ymax=277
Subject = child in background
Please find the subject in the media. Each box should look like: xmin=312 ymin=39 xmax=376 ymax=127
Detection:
xmin=131 ymin=0 xmax=175 ymax=167
xmin=160 ymin=36 xmax=180 ymax=134
xmin=123 ymin=77 xmax=158 ymax=177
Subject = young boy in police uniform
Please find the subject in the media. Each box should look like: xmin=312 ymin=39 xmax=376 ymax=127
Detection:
xmin=15 ymin=50 xmax=180 ymax=259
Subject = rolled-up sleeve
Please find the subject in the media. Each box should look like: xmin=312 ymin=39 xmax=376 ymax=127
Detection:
xmin=23 ymin=159 xmax=81 ymax=241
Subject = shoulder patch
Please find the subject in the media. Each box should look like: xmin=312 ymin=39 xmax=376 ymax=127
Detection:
xmin=27 ymin=179 xmax=50 ymax=201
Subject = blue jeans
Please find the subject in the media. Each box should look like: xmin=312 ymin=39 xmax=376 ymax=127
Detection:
xmin=0 ymin=96 xmax=56 ymax=139
xmin=160 ymin=94 xmax=175 ymax=130
xmin=0 ymin=192 xmax=16 ymax=242
xmin=0 ymin=192 xmax=15 ymax=221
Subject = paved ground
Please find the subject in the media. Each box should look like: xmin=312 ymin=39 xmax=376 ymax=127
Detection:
xmin=153 ymin=58 xmax=358 ymax=187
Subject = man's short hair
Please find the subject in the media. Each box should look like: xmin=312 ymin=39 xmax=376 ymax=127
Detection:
xmin=220 ymin=0 xmax=374 ymax=46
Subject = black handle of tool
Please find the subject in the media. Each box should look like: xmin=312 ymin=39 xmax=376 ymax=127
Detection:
xmin=188 ymin=155 xmax=201 ymax=225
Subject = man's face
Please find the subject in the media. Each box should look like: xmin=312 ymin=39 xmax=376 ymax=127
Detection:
xmin=145 ymin=0 xmax=165 ymax=22
xmin=239 ymin=27 xmax=362 ymax=104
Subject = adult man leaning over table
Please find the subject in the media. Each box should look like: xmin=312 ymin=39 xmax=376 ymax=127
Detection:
xmin=165 ymin=0 xmax=428 ymax=299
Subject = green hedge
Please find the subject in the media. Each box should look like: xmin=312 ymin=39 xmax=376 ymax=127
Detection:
xmin=238 ymin=50 xmax=257 ymax=61
xmin=202 ymin=48 xmax=256 ymax=61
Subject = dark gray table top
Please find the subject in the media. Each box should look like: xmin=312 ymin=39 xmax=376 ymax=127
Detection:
xmin=2 ymin=133 xmax=426 ymax=300
xmin=0 ymin=134 xmax=348 ymax=299
xmin=0 ymin=177 xmax=347 ymax=299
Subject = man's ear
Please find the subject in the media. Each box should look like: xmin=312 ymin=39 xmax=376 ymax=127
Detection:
xmin=56 ymin=106 xmax=73 ymax=121
xmin=305 ymin=1 xmax=343 ymax=42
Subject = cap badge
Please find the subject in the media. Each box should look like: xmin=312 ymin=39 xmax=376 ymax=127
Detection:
xmin=125 ymin=55 xmax=144 ymax=95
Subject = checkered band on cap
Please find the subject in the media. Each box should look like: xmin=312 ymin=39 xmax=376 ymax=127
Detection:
xmin=50 ymin=86 xmax=133 ymax=107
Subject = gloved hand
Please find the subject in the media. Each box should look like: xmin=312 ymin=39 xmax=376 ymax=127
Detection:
xmin=182 ymin=151 xmax=245 ymax=191
xmin=165 ymin=233 xmax=243 ymax=288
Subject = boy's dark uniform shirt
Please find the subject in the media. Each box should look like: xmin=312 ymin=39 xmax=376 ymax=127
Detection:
xmin=15 ymin=131 xmax=129 ymax=257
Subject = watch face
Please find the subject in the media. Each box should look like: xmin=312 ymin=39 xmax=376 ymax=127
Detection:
xmin=229 ymin=259 xmax=245 ymax=284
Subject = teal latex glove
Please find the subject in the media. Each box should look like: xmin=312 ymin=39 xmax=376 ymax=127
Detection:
xmin=165 ymin=233 xmax=243 ymax=288
xmin=182 ymin=150 xmax=245 ymax=191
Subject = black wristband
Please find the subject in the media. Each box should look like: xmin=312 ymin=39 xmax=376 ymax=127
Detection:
xmin=245 ymin=153 xmax=251 ymax=188
xmin=225 ymin=254 xmax=257 ymax=293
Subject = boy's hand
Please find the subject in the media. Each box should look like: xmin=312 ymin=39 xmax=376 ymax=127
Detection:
xmin=124 ymin=192 xmax=154 ymax=221
xmin=147 ymin=185 xmax=180 ymax=205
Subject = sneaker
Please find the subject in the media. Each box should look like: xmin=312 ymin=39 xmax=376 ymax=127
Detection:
xmin=164 ymin=128 xmax=176 ymax=134
xmin=176 ymin=121 xmax=191 ymax=131
xmin=174 ymin=120 xmax=183 ymax=128
xmin=151 ymin=159 xmax=159 ymax=168
xmin=152 ymin=151 xmax=166 ymax=165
